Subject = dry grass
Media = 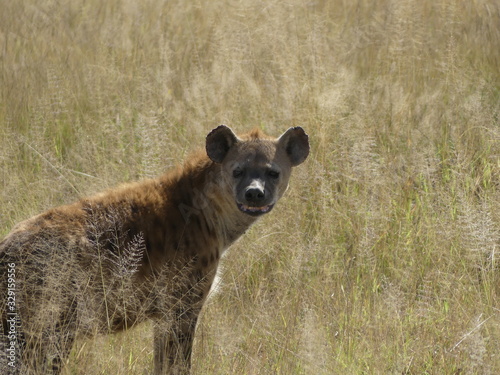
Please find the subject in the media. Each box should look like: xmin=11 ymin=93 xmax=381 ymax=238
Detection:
xmin=1 ymin=0 xmax=499 ymax=373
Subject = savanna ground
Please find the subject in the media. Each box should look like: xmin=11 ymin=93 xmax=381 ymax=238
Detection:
xmin=1 ymin=0 xmax=499 ymax=373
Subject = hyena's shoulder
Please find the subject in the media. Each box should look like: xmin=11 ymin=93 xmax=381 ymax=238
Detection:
xmin=80 ymin=152 xmax=211 ymax=216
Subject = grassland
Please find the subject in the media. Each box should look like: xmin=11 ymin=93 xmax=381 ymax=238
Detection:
xmin=1 ymin=0 xmax=499 ymax=373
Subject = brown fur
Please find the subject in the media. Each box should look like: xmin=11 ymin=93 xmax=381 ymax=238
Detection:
xmin=0 ymin=125 xmax=309 ymax=374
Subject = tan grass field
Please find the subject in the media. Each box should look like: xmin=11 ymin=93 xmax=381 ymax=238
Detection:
xmin=1 ymin=0 xmax=499 ymax=373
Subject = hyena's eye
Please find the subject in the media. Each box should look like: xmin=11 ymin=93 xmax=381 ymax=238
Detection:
xmin=233 ymin=169 xmax=244 ymax=178
xmin=268 ymin=170 xmax=280 ymax=179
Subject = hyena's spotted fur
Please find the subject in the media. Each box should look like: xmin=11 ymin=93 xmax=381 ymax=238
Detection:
xmin=0 ymin=125 xmax=309 ymax=374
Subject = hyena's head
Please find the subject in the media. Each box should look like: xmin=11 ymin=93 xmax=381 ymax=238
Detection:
xmin=206 ymin=125 xmax=309 ymax=217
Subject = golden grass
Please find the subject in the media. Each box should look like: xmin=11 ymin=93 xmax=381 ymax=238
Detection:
xmin=1 ymin=0 xmax=499 ymax=373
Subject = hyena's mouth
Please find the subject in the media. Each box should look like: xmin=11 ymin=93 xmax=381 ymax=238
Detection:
xmin=237 ymin=203 xmax=274 ymax=216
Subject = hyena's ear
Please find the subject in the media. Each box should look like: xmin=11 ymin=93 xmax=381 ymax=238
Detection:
xmin=206 ymin=125 xmax=240 ymax=163
xmin=277 ymin=127 xmax=309 ymax=166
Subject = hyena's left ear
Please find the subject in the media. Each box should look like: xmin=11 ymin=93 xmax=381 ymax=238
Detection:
xmin=278 ymin=127 xmax=310 ymax=166
xmin=206 ymin=125 xmax=240 ymax=163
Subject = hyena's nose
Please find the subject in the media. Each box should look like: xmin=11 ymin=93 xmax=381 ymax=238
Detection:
xmin=245 ymin=185 xmax=265 ymax=205
xmin=238 ymin=181 xmax=273 ymax=216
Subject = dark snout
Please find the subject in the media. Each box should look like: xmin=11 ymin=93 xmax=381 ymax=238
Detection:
xmin=237 ymin=180 xmax=274 ymax=216
xmin=244 ymin=184 xmax=265 ymax=205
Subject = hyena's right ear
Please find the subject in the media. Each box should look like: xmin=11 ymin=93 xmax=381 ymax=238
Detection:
xmin=206 ymin=125 xmax=240 ymax=163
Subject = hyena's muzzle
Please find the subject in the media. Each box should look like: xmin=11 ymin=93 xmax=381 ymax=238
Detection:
xmin=234 ymin=169 xmax=277 ymax=216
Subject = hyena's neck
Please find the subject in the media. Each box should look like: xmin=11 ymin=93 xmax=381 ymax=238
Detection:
xmin=165 ymin=152 xmax=257 ymax=251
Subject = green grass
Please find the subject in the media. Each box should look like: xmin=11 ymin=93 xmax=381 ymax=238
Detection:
xmin=1 ymin=0 xmax=499 ymax=373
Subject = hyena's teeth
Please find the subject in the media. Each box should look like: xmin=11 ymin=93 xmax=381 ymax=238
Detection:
xmin=238 ymin=203 xmax=273 ymax=214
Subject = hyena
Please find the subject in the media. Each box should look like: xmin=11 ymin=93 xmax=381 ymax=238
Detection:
xmin=0 ymin=125 xmax=309 ymax=374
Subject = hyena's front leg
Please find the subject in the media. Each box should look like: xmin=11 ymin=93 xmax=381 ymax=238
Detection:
xmin=153 ymin=307 xmax=200 ymax=375
xmin=153 ymin=268 xmax=212 ymax=375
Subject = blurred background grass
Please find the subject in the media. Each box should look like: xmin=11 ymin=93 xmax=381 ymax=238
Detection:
xmin=1 ymin=0 xmax=499 ymax=373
